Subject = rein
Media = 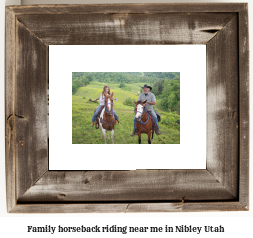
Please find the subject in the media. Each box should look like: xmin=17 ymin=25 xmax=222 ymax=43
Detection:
xmin=104 ymin=102 xmax=113 ymax=106
xmin=101 ymin=102 xmax=115 ymax=126
xmin=100 ymin=117 xmax=115 ymax=126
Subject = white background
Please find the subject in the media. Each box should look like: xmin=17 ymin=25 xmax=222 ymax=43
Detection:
xmin=0 ymin=0 xmax=252 ymax=237
xmin=49 ymin=45 xmax=206 ymax=170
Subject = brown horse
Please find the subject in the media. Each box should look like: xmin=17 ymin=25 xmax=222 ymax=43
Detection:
xmin=99 ymin=92 xmax=116 ymax=144
xmin=134 ymin=100 xmax=154 ymax=144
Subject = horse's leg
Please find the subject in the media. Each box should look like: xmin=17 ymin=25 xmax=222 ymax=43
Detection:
xmin=137 ymin=131 xmax=141 ymax=144
xmin=107 ymin=131 xmax=110 ymax=139
xmin=151 ymin=130 xmax=154 ymax=143
xmin=151 ymin=120 xmax=155 ymax=143
xmin=102 ymin=129 xmax=107 ymax=144
xmin=111 ymin=130 xmax=114 ymax=144
xmin=100 ymin=127 xmax=103 ymax=139
xmin=148 ymin=131 xmax=151 ymax=144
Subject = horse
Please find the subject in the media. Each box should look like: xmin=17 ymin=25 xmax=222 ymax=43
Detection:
xmin=98 ymin=92 xmax=116 ymax=144
xmin=134 ymin=100 xmax=155 ymax=144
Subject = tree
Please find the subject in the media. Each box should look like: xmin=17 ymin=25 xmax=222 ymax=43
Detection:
xmin=152 ymin=78 xmax=165 ymax=96
xmin=119 ymin=82 xmax=125 ymax=88
xmin=86 ymin=75 xmax=93 ymax=82
xmin=123 ymin=97 xmax=135 ymax=107
xmin=72 ymin=78 xmax=82 ymax=94
xmin=80 ymin=76 xmax=89 ymax=86
xmin=160 ymin=80 xmax=180 ymax=113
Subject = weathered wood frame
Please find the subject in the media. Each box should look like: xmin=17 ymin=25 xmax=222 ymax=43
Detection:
xmin=5 ymin=3 xmax=249 ymax=213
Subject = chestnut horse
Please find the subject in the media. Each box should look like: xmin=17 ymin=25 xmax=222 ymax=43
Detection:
xmin=134 ymin=100 xmax=154 ymax=144
xmin=99 ymin=92 xmax=116 ymax=144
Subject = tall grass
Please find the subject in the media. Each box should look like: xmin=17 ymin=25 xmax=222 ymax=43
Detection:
xmin=72 ymin=83 xmax=180 ymax=144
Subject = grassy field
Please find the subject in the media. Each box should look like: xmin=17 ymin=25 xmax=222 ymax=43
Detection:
xmin=72 ymin=82 xmax=180 ymax=144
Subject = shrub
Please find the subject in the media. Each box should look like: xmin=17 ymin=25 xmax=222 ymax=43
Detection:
xmin=119 ymin=82 xmax=125 ymax=88
xmin=121 ymin=86 xmax=131 ymax=91
xmin=123 ymin=97 xmax=135 ymax=107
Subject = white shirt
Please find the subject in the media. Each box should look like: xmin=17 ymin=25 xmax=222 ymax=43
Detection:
xmin=99 ymin=93 xmax=105 ymax=105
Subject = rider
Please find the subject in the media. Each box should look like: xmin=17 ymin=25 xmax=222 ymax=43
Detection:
xmin=91 ymin=85 xmax=119 ymax=127
xmin=130 ymin=84 xmax=161 ymax=136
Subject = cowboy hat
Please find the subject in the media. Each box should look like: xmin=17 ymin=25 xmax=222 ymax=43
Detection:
xmin=141 ymin=84 xmax=152 ymax=90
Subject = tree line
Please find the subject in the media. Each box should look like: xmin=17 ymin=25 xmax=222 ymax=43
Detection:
xmin=72 ymin=72 xmax=180 ymax=114
xmin=153 ymin=78 xmax=180 ymax=114
xmin=72 ymin=72 xmax=179 ymax=85
xmin=72 ymin=74 xmax=93 ymax=94
xmin=122 ymin=78 xmax=180 ymax=114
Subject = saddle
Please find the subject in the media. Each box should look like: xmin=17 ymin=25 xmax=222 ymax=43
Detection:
xmin=94 ymin=105 xmax=104 ymax=129
xmin=147 ymin=111 xmax=161 ymax=122
xmin=156 ymin=111 xmax=161 ymax=122
xmin=147 ymin=111 xmax=161 ymax=130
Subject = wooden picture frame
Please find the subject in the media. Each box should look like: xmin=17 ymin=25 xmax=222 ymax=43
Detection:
xmin=5 ymin=3 xmax=249 ymax=213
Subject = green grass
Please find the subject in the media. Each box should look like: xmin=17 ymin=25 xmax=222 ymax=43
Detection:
xmin=76 ymin=81 xmax=143 ymax=96
xmin=72 ymin=83 xmax=180 ymax=144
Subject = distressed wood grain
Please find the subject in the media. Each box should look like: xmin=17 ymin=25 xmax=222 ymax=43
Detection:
xmin=16 ymin=13 xmax=236 ymax=45
xmin=125 ymin=202 xmax=248 ymax=213
xmin=238 ymin=4 xmax=249 ymax=209
xmin=15 ymin=20 xmax=48 ymax=200
xmin=5 ymin=3 xmax=249 ymax=213
xmin=206 ymin=16 xmax=239 ymax=198
xmin=18 ymin=170 xmax=236 ymax=202
xmin=5 ymin=7 xmax=17 ymax=212
xmin=10 ymin=202 xmax=247 ymax=213
xmin=7 ymin=3 xmax=246 ymax=15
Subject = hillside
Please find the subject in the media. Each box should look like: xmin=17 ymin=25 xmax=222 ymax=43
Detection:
xmin=72 ymin=72 xmax=180 ymax=84
xmin=72 ymin=72 xmax=180 ymax=113
xmin=72 ymin=82 xmax=180 ymax=144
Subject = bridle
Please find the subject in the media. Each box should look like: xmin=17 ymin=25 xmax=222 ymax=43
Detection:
xmin=135 ymin=105 xmax=150 ymax=125
xmin=104 ymin=101 xmax=114 ymax=116
xmin=100 ymin=99 xmax=115 ymax=126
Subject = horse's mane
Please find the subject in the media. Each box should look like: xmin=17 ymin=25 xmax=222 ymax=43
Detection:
xmin=136 ymin=100 xmax=143 ymax=104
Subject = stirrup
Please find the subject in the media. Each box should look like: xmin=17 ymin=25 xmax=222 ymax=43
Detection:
xmin=130 ymin=130 xmax=137 ymax=136
xmin=155 ymin=129 xmax=161 ymax=135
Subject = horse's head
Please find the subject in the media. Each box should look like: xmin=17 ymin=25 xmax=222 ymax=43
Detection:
xmin=134 ymin=100 xmax=147 ymax=121
xmin=104 ymin=92 xmax=114 ymax=114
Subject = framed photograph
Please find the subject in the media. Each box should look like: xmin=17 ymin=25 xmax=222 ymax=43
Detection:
xmin=49 ymin=45 xmax=206 ymax=170
xmin=5 ymin=3 xmax=249 ymax=213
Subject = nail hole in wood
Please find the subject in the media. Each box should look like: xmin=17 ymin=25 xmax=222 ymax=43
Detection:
xmin=57 ymin=193 xmax=66 ymax=198
xmin=84 ymin=179 xmax=90 ymax=184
